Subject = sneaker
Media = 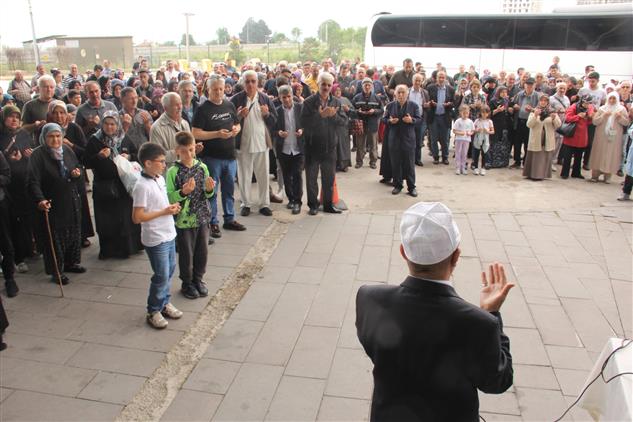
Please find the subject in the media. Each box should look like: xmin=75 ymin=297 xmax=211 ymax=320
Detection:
xmin=551 ymin=165 xmax=557 ymax=172
xmin=181 ymin=283 xmax=200 ymax=299
xmin=223 ymin=221 xmax=246 ymax=231
xmin=617 ymin=194 xmax=631 ymax=201
xmin=455 ymin=169 xmax=461 ymax=175
xmin=463 ymin=168 xmax=468 ymax=175
xmin=473 ymin=168 xmax=480 ymax=175
xmin=210 ymin=224 xmax=222 ymax=238
xmin=147 ymin=311 xmax=168 ymax=329
xmin=16 ymin=262 xmax=28 ymax=273
xmin=162 ymin=303 xmax=183 ymax=319
xmin=5 ymin=279 xmax=19 ymax=298
xmin=480 ymin=168 xmax=486 ymax=176
xmin=193 ymin=281 xmax=209 ymax=297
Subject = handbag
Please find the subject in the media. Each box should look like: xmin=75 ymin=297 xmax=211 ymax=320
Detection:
xmin=556 ymin=122 xmax=577 ymax=137
xmin=350 ymin=119 xmax=364 ymax=136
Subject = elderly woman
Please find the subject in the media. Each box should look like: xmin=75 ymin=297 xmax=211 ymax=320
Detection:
xmin=588 ymin=92 xmax=631 ymax=183
xmin=332 ymin=84 xmax=352 ymax=172
xmin=110 ymin=79 xmax=125 ymax=110
xmin=46 ymin=100 xmax=94 ymax=247
xmin=488 ymin=86 xmax=513 ymax=168
xmin=84 ymin=111 xmax=142 ymax=259
xmin=0 ymin=105 xmax=35 ymax=275
xmin=523 ymin=95 xmax=561 ymax=180
xmin=27 ymin=123 xmax=84 ymax=284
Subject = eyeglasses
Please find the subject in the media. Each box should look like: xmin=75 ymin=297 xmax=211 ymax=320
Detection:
xmin=245 ymin=79 xmax=257 ymax=84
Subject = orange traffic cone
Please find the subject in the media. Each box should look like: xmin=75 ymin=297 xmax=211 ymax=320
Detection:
xmin=319 ymin=177 xmax=346 ymax=210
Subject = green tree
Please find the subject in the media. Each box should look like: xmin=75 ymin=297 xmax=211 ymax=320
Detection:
xmin=270 ymin=32 xmax=288 ymax=43
xmin=216 ymin=27 xmax=230 ymax=45
xmin=161 ymin=40 xmax=176 ymax=47
xmin=317 ymin=20 xmax=341 ymax=43
xmin=291 ymin=27 xmax=302 ymax=42
xmin=180 ymin=33 xmax=197 ymax=46
xmin=301 ymin=37 xmax=322 ymax=62
xmin=239 ymin=18 xmax=272 ymax=44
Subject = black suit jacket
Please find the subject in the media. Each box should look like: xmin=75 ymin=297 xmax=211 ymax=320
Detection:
xmin=273 ymin=102 xmax=304 ymax=156
xmin=383 ymin=101 xmax=421 ymax=150
xmin=426 ymin=83 xmax=456 ymax=125
xmin=300 ymin=93 xmax=347 ymax=156
xmin=356 ymin=276 xmax=513 ymax=422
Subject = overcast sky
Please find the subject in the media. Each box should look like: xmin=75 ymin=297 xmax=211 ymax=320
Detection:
xmin=1 ymin=0 xmax=574 ymax=47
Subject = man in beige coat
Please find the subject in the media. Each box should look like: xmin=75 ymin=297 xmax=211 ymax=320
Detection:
xmin=150 ymin=92 xmax=191 ymax=167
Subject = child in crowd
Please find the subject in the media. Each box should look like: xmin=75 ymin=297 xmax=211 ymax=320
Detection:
xmin=472 ymin=105 xmax=495 ymax=175
xmin=619 ymin=126 xmax=633 ymax=201
xmin=453 ymin=105 xmax=475 ymax=175
xmin=132 ymin=143 xmax=183 ymax=329
xmin=166 ymin=132 xmax=215 ymax=299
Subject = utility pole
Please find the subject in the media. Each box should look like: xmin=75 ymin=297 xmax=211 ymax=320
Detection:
xmin=184 ymin=13 xmax=194 ymax=64
xmin=27 ymin=0 xmax=40 ymax=65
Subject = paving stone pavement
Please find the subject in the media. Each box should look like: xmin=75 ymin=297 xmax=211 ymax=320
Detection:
xmin=1 ymin=192 xmax=631 ymax=421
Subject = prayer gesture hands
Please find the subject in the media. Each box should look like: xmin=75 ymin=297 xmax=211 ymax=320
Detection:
xmin=319 ymin=105 xmax=337 ymax=118
xmin=182 ymin=177 xmax=195 ymax=195
xmin=402 ymin=113 xmax=413 ymax=124
xmin=164 ymin=203 xmax=181 ymax=216
xmin=480 ymin=263 xmax=515 ymax=312
xmin=205 ymin=176 xmax=215 ymax=192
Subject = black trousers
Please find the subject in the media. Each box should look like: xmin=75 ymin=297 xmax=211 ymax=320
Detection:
xmin=0 ymin=199 xmax=15 ymax=281
xmin=560 ymin=144 xmax=584 ymax=178
xmin=305 ymin=149 xmax=336 ymax=210
xmin=623 ymin=175 xmax=633 ymax=195
xmin=583 ymin=124 xmax=596 ymax=166
xmin=176 ymin=225 xmax=209 ymax=286
xmin=279 ymin=153 xmax=304 ymax=205
xmin=513 ymin=119 xmax=529 ymax=163
xmin=389 ymin=138 xmax=415 ymax=190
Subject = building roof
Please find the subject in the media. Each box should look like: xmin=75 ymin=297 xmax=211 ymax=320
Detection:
xmin=23 ymin=35 xmax=133 ymax=44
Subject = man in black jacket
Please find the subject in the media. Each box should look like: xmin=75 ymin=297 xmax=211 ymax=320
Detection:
xmin=273 ymin=85 xmax=304 ymax=215
xmin=426 ymin=71 xmax=455 ymax=165
xmin=356 ymin=202 xmax=514 ymax=422
xmin=352 ymin=79 xmax=383 ymax=169
xmin=300 ymin=72 xmax=347 ymax=215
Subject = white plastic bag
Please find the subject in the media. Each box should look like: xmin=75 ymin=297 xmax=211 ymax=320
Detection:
xmin=113 ymin=155 xmax=142 ymax=195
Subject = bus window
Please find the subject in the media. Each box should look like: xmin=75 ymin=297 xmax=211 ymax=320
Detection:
xmin=421 ymin=19 xmax=466 ymax=48
xmin=514 ymin=18 xmax=567 ymax=50
xmin=371 ymin=17 xmax=421 ymax=46
xmin=465 ymin=18 xmax=514 ymax=49
xmin=567 ymin=17 xmax=632 ymax=51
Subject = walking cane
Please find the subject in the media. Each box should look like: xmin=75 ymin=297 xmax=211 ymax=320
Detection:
xmin=43 ymin=203 xmax=64 ymax=297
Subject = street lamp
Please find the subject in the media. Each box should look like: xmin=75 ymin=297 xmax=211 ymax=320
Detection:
xmin=266 ymin=36 xmax=270 ymax=64
xmin=27 ymin=0 xmax=40 ymax=65
xmin=184 ymin=13 xmax=195 ymax=64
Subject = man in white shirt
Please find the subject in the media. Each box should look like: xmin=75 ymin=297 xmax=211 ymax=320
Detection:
xmin=230 ymin=70 xmax=278 ymax=217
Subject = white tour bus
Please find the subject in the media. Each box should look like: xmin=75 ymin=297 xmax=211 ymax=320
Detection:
xmin=363 ymin=6 xmax=633 ymax=81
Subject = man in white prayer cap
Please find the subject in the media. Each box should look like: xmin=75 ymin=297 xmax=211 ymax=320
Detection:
xmin=356 ymin=202 xmax=515 ymax=422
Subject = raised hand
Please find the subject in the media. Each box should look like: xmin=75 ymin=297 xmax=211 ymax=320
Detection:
xmin=480 ymin=263 xmax=515 ymax=312
xmin=182 ymin=177 xmax=195 ymax=195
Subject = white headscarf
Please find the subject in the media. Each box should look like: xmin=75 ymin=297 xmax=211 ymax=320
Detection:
xmin=600 ymin=91 xmax=625 ymax=137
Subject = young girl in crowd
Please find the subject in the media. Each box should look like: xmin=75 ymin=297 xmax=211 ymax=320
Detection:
xmin=453 ymin=105 xmax=474 ymax=175
xmin=472 ymin=105 xmax=495 ymax=175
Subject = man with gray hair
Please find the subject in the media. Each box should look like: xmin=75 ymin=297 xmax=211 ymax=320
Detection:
xmin=150 ymin=92 xmax=191 ymax=167
xmin=549 ymin=81 xmax=570 ymax=170
xmin=301 ymin=72 xmax=347 ymax=215
xmin=178 ymin=80 xmax=199 ymax=127
xmin=21 ymin=75 xmax=55 ymax=141
xmin=8 ymin=70 xmax=31 ymax=109
xmin=230 ymin=70 xmax=278 ymax=217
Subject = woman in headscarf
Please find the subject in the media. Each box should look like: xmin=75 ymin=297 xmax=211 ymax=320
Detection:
xmin=523 ymin=94 xmax=561 ymax=180
xmin=488 ymin=86 xmax=512 ymax=168
xmin=588 ymin=91 xmax=631 ymax=183
xmin=46 ymin=100 xmax=94 ymax=247
xmin=84 ymin=111 xmax=142 ymax=259
xmin=27 ymin=123 xmax=84 ymax=285
xmin=0 ymin=105 xmax=36 ymax=275
xmin=110 ymin=79 xmax=125 ymax=110
xmin=144 ymin=88 xmax=164 ymax=120
xmin=332 ymin=83 xmax=352 ymax=172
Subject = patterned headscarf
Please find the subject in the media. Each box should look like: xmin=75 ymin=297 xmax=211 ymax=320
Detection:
xmin=94 ymin=110 xmax=125 ymax=157
xmin=39 ymin=123 xmax=67 ymax=177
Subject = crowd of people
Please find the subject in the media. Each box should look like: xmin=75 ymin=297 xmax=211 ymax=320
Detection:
xmin=0 ymin=53 xmax=632 ymax=335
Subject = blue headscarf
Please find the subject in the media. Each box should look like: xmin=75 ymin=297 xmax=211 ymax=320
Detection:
xmin=39 ymin=122 xmax=68 ymax=178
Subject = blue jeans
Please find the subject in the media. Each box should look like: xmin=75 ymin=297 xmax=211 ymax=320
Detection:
xmin=145 ymin=238 xmax=176 ymax=313
xmin=201 ymin=156 xmax=236 ymax=225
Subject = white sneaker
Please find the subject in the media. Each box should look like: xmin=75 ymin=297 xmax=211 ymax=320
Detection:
xmin=463 ymin=167 xmax=468 ymax=175
xmin=147 ymin=311 xmax=168 ymax=329
xmin=480 ymin=168 xmax=486 ymax=176
xmin=474 ymin=168 xmax=480 ymax=175
xmin=16 ymin=262 xmax=29 ymax=273
xmin=162 ymin=303 xmax=183 ymax=319
xmin=551 ymin=165 xmax=557 ymax=172
xmin=455 ymin=169 xmax=461 ymax=175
